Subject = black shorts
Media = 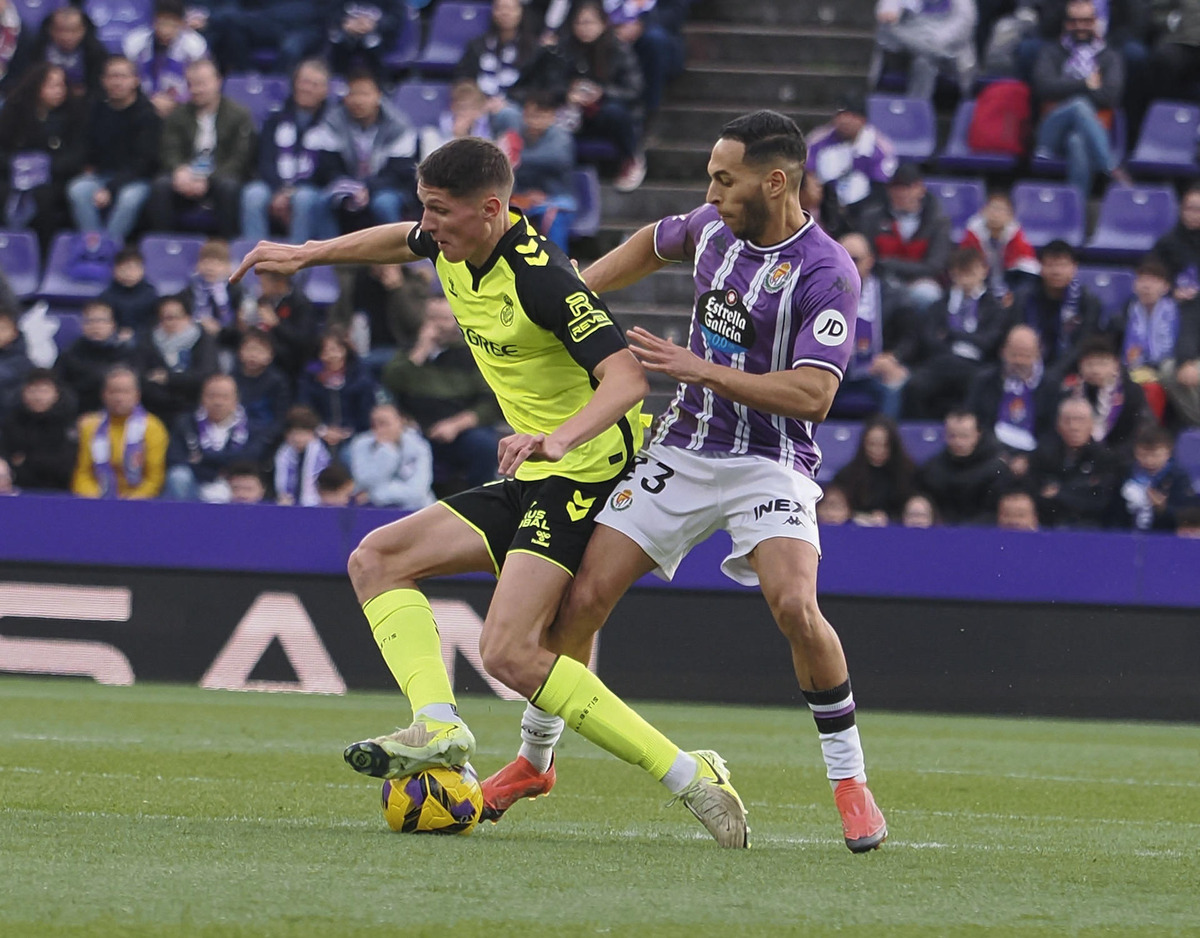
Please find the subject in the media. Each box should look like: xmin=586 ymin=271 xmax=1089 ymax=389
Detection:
xmin=441 ymin=474 xmax=620 ymax=576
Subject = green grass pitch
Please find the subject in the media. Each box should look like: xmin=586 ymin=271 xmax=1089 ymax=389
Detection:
xmin=2 ymin=677 xmax=1198 ymax=938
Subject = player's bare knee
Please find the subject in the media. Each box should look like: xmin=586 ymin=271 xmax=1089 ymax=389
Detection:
xmin=479 ymin=627 xmax=538 ymax=696
xmin=772 ymin=592 xmax=824 ymax=645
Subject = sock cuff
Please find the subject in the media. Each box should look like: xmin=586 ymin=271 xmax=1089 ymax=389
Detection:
xmin=802 ymin=679 xmax=852 ymax=708
xmin=363 ymin=588 xmax=430 ymax=630
xmin=530 ymin=656 xmax=586 ymax=713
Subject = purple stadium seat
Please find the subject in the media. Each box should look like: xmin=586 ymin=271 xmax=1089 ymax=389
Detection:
xmin=1011 ymin=182 xmax=1085 ymax=248
xmin=0 ymin=230 xmax=41 ymax=299
xmin=570 ymin=167 xmax=601 ymax=237
xmin=11 ymin=0 xmax=65 ymax=29
xmin=1084 ymin=186 xmax=1179 ymax=263
xmin=1077 ymin=266 xmax=1135 ymax=325
xmin=1031 ymin=110 xmax=1126 ymax=177
xmin=1127 ymin=101 xmax=1200 ymax=177
xmin=37 ymin=233 xmax=113 ymax=303
xmin=224 ymin=74 xmax=290 ymax=125
xmin=937 ymin=101 xmax=1019 ymax=174
xmin=391 ymin=81 xmax=451 ymax=128
xmin=816 ymin=421 xmax=863 ymax=482
xmin=85 ymin=0 xmax=152 ymax=53
xmin=867 ymin=95 xmax=936 ymax=161
xmin=924 ymin=176 xmax=985 ymax=242
xmin=139 ymin=234 xmax=205 ymax=296
xmin=898 ymin=421 xmax=945 ymax=466
xmin=1176 ymin=428 xmax=1200 ymax=488
xmin=383 ymin=5 xmax=423 ymax=72
xmin=413 ymin=2 xmax=491 ymax=74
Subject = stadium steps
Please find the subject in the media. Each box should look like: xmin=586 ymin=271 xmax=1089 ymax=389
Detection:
xmin=691 ymin=0 xmax=879 ymax=30
xmin=684 ymin=23 xmax=874 ymax=69
xmin=670 ymin=64 xmax=872 ymax=110
xmin=651 ymin=103 xmax=834 ymax=145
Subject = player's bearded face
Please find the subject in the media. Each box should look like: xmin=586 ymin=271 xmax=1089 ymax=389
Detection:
xmin=706 ymin=139 xmax=771 ymax=243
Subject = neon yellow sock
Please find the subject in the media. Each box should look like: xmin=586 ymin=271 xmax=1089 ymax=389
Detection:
xmin=531 ymin=656 xmax=679 ymax=780
xmin=364 ymin=588 xmax=456 ymax=715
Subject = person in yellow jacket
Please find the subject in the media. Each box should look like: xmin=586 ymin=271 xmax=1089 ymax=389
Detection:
xmin=73 ymin=365 xmax=168 ymax=499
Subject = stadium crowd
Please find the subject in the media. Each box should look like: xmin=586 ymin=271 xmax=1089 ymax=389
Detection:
xmin=1 ymin=0 xmax=1199 ymax=534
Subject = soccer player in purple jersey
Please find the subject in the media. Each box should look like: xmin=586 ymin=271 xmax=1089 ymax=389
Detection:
xmin=483 ymin=110 xmax=888 ymax=853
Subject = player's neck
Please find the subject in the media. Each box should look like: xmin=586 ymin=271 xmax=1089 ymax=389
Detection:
xmin=748 ymin=201 xmax=807 ymax=249
xmin=466 ymin=208 xmax=515 ymax=268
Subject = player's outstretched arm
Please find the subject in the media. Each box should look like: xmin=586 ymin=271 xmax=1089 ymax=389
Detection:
xmin=497 ymin=349 xmax=647 ymax=476
xmin=580 ymin=223 xmax=668 ymax=294
xmin=229 ymin=222 xmax=421 ymax=283
xmin=627 ymin=326 xmax=840 ymax=422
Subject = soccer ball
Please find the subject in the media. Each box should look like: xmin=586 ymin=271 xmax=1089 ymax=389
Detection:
xmin=380 ymin=764 xmax=484 ymax=835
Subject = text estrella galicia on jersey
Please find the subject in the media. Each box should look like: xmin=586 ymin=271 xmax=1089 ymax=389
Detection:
xmin=698 ymin=288 xmax=757 ymax=354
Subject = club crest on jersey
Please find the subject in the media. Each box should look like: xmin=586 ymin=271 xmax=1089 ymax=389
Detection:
xmin=500 ymin=293 xmax=515 ymax=327
xmin=610 ymin=488 xmax=633 ymax=511
xmin=698 ymin=288 xmax=757 ymax=354
xmin=764 ymin=261 xmax=793 ymax=293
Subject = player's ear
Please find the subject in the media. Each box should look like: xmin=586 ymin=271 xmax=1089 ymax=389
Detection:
xmin=765 ymin=167 xmax=789 ymax=199
xmin=481 ymin=193 xmax=504 ymax=220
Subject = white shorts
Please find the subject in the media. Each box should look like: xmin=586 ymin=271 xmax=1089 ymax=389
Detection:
xmin=597 ymin=442 xmax=823 ymax=587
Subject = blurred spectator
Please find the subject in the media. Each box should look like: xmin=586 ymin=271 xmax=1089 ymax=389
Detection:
xmin=1031 ymin=395 xmax=1119 ymax=527
xmin=68 ymin=55 xmax=162 ymax=247
xmin=331 ymin=262 xmax=430 ymax=365
xmin=901 ymin=492 xmax=938 ymax=527
xmin=917 ymin=409 xmax=1012 ymax=523
xmin=347 ymin=401 xmax=435 ymax=509
xmin=1109 ymin=256 xmax=1187 ymax=422
xmin=382 ymin=297 xmax=502 ymax=491
xmin=0 ymin=455 xmax=13 ymax=494
xmin=187 ymin=239 xmax=245 ymax=354
xmin=860 ymin=162 xmax=952 ymax=312
xmin=246 ymin=269 xmax=319 ymax=381
xmin=816 ymin=482 xmax=852 ymax=526
xmin=504 ymin=90 xmax=577 ymax=251
xmin=273 ymin=403 xmax=331 ymax=506
xmin=123 ymin=0 xmax=209 ymax=119
xmin=541 ymin=0 xmax=646 ymax=192
xmin=166 ymin=373 xmax=265 ymax=502
xmin=0 ymin=307 xmax=33 ymax=415
xmin=99 ymin=247 xmax=160 ymax=339
xmin=1061 ymin=336 xmax=1149 ymax=462
xmin=608 ymin=0 xmax=688 ymax=120
xmin=1030 ymin=0 xmax=1129 ymax=199
xmin=240 ymin=59 xmax=332 ymax=245
xmin=1174 ymin=503 xmax=1200 ymax=538
xmin=805 ymin=92 xmax=897 ymax=231
xmin=233 ymin=329 xmax=291 ymax=439
xmin=136 ymin=294 xmax=219 ymax=423
xmin=307 ymin=69 xmax=418 ymax=233
xmin=316 ymin=461 xmax=356 ymax=506
xmin=325 ymin=0 xmax=403 ymax=80
xmin=1108 ymin=423 xmax=1196 ymax=531
xmin=201 ymin=0 xmax=324 ymax=76
xmin=968 ymin=323 xmax=1060 ymax=468
xmin=148 ymin=59 xmax=256 ymax=239
xmin=1151 ymin=183 xmax=1200 ymax=298
xmin=0 ymin=368 xmax=77 ymax=491
xmin=419 ymin=78 xmax=504 ymax=156
xmin=0 ymin=0 xmax=34 ymax=98
xmin=1016 ymin=239 xmax=1102 ymax=371
xmin=831 ymin=415 xmax=917 ymax=524
xmin=0 ymin=63 xmax=87 ymax=253
xmin=296 ymin=326 xmax=379 ymax=450
xmin=456 ymin=0 xmax=542 ymax=109
xmin=27 ymin=5 xmax=108 ymax=100
xmin=871 ymin=0 xmax=977 ymax=99
xmin=828 ymin=231 xmax=912 ymax=419
xmin=996 ymin=486 xmax=1040 ymax=530
xmin=904 ymin=247 xmax=1013 ymax=419
xmin=56 ymin=301 xmax=138 ymax=414
xmin=72 ymin=365 xmax=168 ymax=499
xmin=1150 ymin=0 xmax=1200 ymax=100
xmin=226 ymin=459 xmax=267 ymax=504
xmin=959 ymin=190 xmax=1041 ymax=302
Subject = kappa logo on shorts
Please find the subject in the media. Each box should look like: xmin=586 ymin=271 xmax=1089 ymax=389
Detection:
xmin=566 ymin=490 xmax=596 ymax=522
xmin=610 ymin=488 xmax=633 ymax=511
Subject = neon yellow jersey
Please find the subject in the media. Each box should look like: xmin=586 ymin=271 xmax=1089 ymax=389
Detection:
xmin=407 ymin=211 xmax=642 ymax=483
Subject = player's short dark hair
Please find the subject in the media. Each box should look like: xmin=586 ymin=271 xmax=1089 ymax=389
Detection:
xmin=1040 ymin=239 xmax=1077 ymax=262
xmin=284 ymin=405 xmax=321 ymax=432
xmin=1076 ymin=334 xmax=1117 ymax=360
xmin=418 ymin=137 xmax=514 ymax=199
xmin=316 ymin=462 xmax=353 ymax=492
xmin=1135 ymin=424 xmax=1174 ymax=450
xmin=719 ymin=110 xmax=807 ymax=179
xmin=949 ymin=246 xmax=987 ymax=272
xmin=154 ymin=0 xmax=185 ymax=18
xmin=1135 ymin=255 xmax=1171 ymax=281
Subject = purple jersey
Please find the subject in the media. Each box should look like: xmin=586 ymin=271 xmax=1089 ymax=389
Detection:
xmin=650 ymin=203 xmax=860 ymax=478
